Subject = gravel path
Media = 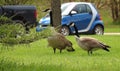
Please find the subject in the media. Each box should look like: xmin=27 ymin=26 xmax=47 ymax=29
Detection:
xmin=104 ymin=33 xmax=120 ymax=35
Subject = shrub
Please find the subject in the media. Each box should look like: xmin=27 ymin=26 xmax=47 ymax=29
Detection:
xmin=0 ymin=16 xmax=53 ymax=46
xmin=0 ymin=16 xmax=13 ymax=25
xmin=0 ymin=0 xmax=29 ymax=5
xmin=0 ymin=24 xmax=53 ymax=45
xmin=0 ymin=23 xmax=25 ymax=44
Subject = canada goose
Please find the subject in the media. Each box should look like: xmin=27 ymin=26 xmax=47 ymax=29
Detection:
xmin=42 ymin=8 xmax=53 ymax=26
xmin=45 ymin=8 xmax=75 ymax=53
xmin=47 ymin=27 xmax=75 ymax=53
xmin=69 ymin=23 xmax=110 ymax=55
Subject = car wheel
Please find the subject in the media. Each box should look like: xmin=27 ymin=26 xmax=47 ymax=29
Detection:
xmin=60 ymin=26 xmax=70 ymax=36
xmin=94 ymin=25 xmax=104 ymax=35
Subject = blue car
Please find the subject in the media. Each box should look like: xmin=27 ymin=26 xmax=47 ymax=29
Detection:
xmin=39 ymin=2 xmax=104 ymax=35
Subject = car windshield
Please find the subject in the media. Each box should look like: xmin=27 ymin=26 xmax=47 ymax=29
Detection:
xmin=61 ymin=3 xmax=71 ymax=13
xmin=44 ymin=3 xmax=71 ymax=17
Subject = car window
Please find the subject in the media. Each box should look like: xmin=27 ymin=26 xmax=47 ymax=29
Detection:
xmin=72 ymin=4 xmax=91 ymax=14
xmin=86 ymin=5 xmax=92 ymax=13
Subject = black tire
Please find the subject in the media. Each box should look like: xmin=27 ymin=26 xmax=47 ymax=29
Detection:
xmin=60 ymin=26 xmax=70 ymax=36
xmin=93 ymin=25 xmax=104 ymax=35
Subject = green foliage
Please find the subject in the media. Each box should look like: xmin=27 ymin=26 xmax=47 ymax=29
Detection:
xmin=0 ymin=16 xmax=13 ymax=24
xmin=0 ymin=24 xmax=25 ymax=45
xmin=0 ymin=24 xmax=53 ymax=46
xmin=18 ymin=27 xmax=53 ymax=44
xmin=0 ymin=16 xmax=24 ymax=43
xmin=0 ymin=16 xmax=53 ymax=45
xmin=0 ymin=25 xmax=53 ymax=45
xmin=0 ymin=0 xmax=29 ymax=5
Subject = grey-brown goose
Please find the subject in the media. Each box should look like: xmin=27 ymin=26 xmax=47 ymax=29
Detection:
xmin=69 ymin=23 xmax=110 ymax=55
xmin=47 ymin=27 xmax=75 ymax=53
xmin=45 ymin=8 xmax=75 ymax=53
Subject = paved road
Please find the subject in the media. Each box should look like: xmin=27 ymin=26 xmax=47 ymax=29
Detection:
xmin=104 ymin=33 xmax=120 ymax=35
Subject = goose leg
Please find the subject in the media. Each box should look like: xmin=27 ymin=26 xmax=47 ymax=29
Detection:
xmin=88 ymin=51 xmax=90 ymax=55
xmin=90 ymin=51 xmax=93 ymax=54
xmin=53 ymin=48 xmax=56 ymax=54
xmin=88 ymin=50 xmax=92 ymax=55
xmin=60 ymin=49 xmax=62 ymax=53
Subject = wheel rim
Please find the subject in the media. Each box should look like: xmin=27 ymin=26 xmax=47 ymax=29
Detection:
xmin=95 ymin=26 xmax=103 ymax=35
xmin=61 ymin=26 xmax=69 ymax=36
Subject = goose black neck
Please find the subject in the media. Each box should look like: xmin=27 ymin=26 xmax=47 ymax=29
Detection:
xmin=43 ymin=8 xmax=50 ymax=12
xmin=73 ymin=25 xmax=80 ymax=37
xmin=50 ymin=11 xmax=53 ymax=26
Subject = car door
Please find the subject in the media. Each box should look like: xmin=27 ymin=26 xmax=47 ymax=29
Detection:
xmin=69 ymin=4 xmax=93 ymax=32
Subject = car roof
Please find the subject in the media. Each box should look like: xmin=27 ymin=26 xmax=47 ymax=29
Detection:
xmin=62 ymin=2 xmax=92 ymax=5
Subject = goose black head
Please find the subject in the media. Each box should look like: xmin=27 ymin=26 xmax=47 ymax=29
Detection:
xmin=69 ymin=23 xmax=80 ymax=37
xmin=66 ymin=46 xmax=75 ymax=52
xmin=42 ymin=8 xmax=51 ymax=12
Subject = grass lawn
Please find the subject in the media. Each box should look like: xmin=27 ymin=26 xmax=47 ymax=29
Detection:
xmin=0 ymin=35 xmax=120 ymax=71
xmin=104 ymin=24 xmax=120 ymax=33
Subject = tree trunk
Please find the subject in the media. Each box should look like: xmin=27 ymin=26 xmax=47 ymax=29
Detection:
xmin=110 ymin=0 xmax=120 ymax=22
xmin=69 ymin=0 xmax=73 ymax=2
xmin=96 ymin=0 xmax=101 ymax=8
xmin=84 ymin=0 xmax=89 ymax=2
xmin=118 ymin=0 xmax=120 ymax=19
xmin=51 ymin=0 xmax=61 ymax=28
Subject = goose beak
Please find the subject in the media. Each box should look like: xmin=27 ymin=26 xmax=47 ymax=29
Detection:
xmin=67 ymin=48 xmax=75 ymax=52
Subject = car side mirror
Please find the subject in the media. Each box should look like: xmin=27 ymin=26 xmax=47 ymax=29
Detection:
xmin=70 ymin=11 xmax=77 ymax=15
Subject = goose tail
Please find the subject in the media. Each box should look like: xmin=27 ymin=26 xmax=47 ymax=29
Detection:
xmin=99 ymin=42 xmax=111 ymax=52
xmin=105 ymin=45 xmax=111 ymax=48
xmin=103 ymin=47 xmax=110 ymax=52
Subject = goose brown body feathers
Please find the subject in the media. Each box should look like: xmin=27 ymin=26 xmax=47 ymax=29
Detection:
xmin=47 ymin=29 xmax=75 ymax=53
xmin=69 ymin=23 xmax=110 ymax=55
xmin=46 ymin=10 xmax=75 ymax=53
xmin=75 ymin=36 xmax=110 ymax=54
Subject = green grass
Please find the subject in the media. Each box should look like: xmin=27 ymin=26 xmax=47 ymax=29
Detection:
xmin=0 ymin=35 xmax=120 ymax=71
xmin=104 ymin=24 xmax=120 ymax=33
